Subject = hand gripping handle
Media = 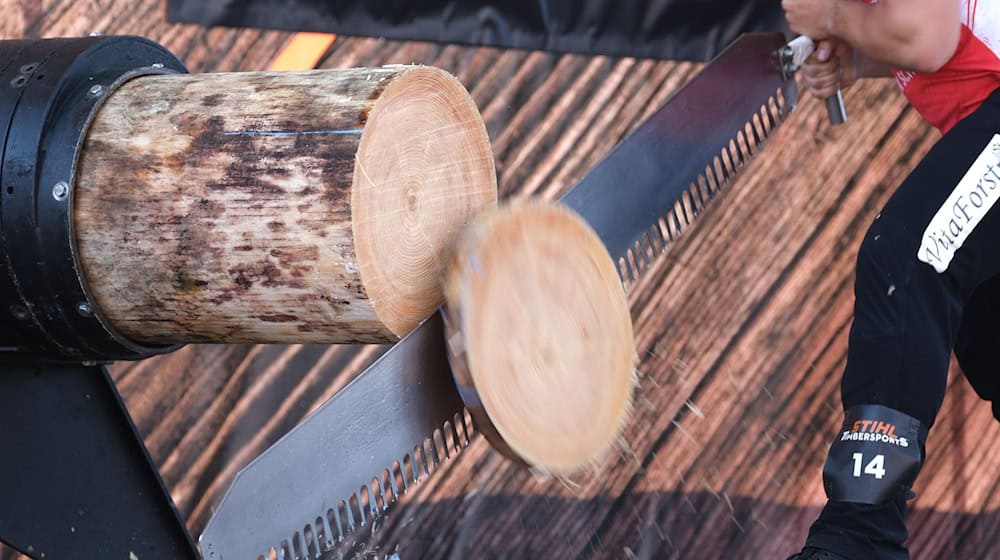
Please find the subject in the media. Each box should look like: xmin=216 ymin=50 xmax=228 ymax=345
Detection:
xmin=785 ymin=35 xmax=848 ymax=125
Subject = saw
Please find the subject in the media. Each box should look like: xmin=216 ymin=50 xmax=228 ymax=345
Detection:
xmin=200 ymin=32 xmax=837 ymax=559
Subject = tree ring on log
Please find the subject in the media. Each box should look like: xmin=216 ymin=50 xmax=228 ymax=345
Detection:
xmin=443 ymin=200 xmax=636 ymax=476
xmin=353 ymin=67 xmax=497 ymax=338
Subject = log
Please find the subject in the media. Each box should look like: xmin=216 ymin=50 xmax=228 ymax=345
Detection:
xmin=74 ymin=66 xmax=497 ymax=344
xmin=442 ymin=200 xmax=636 ymax=476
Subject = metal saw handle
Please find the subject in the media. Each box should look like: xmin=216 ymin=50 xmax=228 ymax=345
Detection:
xmin=826 ymin=84 xmax=847 ymax=124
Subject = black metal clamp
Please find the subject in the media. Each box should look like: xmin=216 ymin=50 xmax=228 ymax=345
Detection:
xmin=0 ymin=35 xmax=201 ymax=559
xmin=0 ymin=34 xmax=187 ymax=363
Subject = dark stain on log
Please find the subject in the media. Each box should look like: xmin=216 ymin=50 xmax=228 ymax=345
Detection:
xmin=80 ymin=139 xmax=160 ymax=185
xmin=202 ymin=93 xmax=224 ymax=107
xmin=252 ymin=262 xmax=282 ymax=287
xmin=256 ymin=313 xmax=297 ymax=323
xmin=319 ymin=153 xmax=358 ymax=207
xmin=343 ymin=278 xmax=366 ymax=298
xmin=269 ymin=246 xmax=318 ymax=279
xmin=172 ymin=271 xmax=207 ymax=292
xmin=292 ymin=320 xmax=380 ymax=335
xmin=206 ymin=167 xmax=286 ymax=196
xmin=316 ymin=292 xmax=353 ymax=316
xmin=232 ymin=270 xmax=254 ymax=290
xmin=266 ymin=221 xmax=285 ymax=232
xmin=174 ymin=115 xmax=228 ymax=169
xmin=198 ymin=198 xmax=226 ymax=218
xmin=269 ymin=246 xmax=319 ymax=262
xmin=208 ymin=291 xmax=237 ymax=306
xmin=228 ymin=261 xmax=285 ymax=290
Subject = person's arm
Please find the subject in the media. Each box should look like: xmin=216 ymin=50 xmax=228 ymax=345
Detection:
xmin=853 ymin=53 xmax=896 ymax=78
xmin=782 ymin=0 xmax=962 ymax=73
xmin=832 ymin=0 xmax=961 ymax=72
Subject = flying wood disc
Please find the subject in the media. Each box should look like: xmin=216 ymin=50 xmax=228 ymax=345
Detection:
xmin=442 ymin=200 xmax=636 ymax=476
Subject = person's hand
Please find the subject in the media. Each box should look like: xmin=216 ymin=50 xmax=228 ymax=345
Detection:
xmin=782 ymin=0 xmax=837 ymax=39
xmin=802 ymin=38 xmax=859 ymax=98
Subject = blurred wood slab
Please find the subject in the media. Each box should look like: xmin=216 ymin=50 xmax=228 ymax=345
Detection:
xmin=5 ymin=1 xmax=1000 ymax=559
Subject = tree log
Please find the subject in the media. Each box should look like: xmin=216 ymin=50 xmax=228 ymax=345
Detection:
xmin=442 ymin=201 xmax=636 ymax=476
xmin=75 ymin=66 xmax=497 ymax=344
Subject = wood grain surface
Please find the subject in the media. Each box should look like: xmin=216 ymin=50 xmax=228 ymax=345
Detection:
xmin=4 ymin=1 xmax=1000 ymax=559
xmin=76 ymin=66 xmax=496 ymax=344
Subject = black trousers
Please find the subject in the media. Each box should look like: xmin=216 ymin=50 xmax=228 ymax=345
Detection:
xmin=804 ymin=87 xmax=1000 ymax=559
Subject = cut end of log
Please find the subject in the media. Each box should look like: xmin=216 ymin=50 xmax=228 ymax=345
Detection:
xmin=443 ymin=200 xmax=636 ymax=476
xmin=353 ymin=66 xmax=497 ymax=338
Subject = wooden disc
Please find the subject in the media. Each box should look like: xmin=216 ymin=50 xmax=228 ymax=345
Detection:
xmin=353 ymin=67 xmax=497 ymax=338
xmin=443 ymin=201 xmax=635 ymax=476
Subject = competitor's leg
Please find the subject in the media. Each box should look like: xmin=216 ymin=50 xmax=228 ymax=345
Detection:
xmin=954 ymin=273 xmax=1000 ymax=421
xmin=797 ymin=87 xmax=1000 ymax=560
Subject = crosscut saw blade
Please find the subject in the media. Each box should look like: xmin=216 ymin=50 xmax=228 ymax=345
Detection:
xmin=200 ymin=32 xmax=798 ymax=560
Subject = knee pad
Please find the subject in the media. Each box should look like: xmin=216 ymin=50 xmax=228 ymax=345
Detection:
xmin=822 ymin=404 xmax=927 ymax=504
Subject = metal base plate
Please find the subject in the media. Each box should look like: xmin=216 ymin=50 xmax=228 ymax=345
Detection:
xmin=0 ymin=362 xmax=198 ymax=559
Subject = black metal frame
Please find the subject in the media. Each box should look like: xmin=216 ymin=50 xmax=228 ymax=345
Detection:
xmin=0 ymin=35 xmax=184 ymax=362
xmin=0 ymin=35 xmax=200 ymax=559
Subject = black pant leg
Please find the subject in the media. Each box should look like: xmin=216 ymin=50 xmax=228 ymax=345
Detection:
xmin=954 ymin=273 xmax=1000 ymax=420
xmin=804 ymin=87 xmax=1000 ymax=560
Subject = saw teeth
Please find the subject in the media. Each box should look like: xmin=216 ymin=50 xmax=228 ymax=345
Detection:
xmin=259 ymin=410 xmax=477 ymax=560
xmin=617 ymin=89 xmax=788 ymax=291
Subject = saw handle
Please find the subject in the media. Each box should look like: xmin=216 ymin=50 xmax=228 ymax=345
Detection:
xmin=826 ymin=89 xmax=847 ymax=124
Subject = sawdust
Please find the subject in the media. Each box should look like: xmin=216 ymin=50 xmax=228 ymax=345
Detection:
xmin=684 ymin=399 xmax=705 ymax=419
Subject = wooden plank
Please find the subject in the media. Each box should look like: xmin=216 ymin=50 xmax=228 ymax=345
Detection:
xmin=5 ymin=1 xmax=999 ymax=559
xmin=268 ymin=32 xmax=336 ymax=71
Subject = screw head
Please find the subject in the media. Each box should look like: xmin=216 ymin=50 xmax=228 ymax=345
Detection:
xmin=76 ymin=302 xmax=93 ymax=317
xmin=88 ymin=84 xmax=103 ymax=96
xmin=52 ymin=181 xmax=69 ymax=201
xmin=151 ymin=63 xmax=164 ymax=69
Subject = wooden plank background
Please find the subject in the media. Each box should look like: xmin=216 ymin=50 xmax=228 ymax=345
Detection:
xmin=4 ymin=1 xmax=1000 ymax=559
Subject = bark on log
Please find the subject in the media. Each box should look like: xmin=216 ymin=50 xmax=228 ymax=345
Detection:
xmin=74 ymin=66 xmax=497 ymax=344
xmin=442 ymin=201 xmax=636 ymax=476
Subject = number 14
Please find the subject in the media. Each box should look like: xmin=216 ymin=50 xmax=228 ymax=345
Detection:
xmin=852 ymin=453 xmax=886 ymax=480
